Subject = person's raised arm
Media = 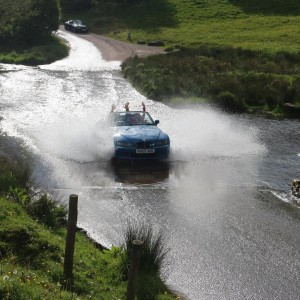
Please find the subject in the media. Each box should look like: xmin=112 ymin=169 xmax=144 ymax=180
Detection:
xmin=141 ymin=102 xmax=147 ymax=123
xmin=124 ymin=102 xmax=130 ymax=111
xmin=110 ymin=104 xmax=116 ymax=113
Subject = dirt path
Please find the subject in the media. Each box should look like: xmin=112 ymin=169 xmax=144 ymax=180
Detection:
xmin=61 ymin=27 xmax=164 ymax=62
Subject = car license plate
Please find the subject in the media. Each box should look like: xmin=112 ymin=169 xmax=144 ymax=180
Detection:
xmin=136 ymin=149 xmax=155 ymax=154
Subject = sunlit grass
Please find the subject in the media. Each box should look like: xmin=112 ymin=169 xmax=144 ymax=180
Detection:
xmin=0 ymin=195 xmax=177 ymax=299
xmin=0 ymin=195 xmax=124 ymax=299
xmin=72 ymin=0 xmax=300 ymax=54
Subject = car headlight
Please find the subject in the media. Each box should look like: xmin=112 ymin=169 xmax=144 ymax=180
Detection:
xmin=156 ymin=139 xmax=169 ymax=146
xmin=115 ymin=141 xmax=134 ymax=147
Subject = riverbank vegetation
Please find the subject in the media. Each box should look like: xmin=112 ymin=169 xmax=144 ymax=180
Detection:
xmin=65 ymin=0 xmax=300 ymax=117
xmin=0 ymin=136 xmax=176 ymax=299
xmin=0 ymin=36 xmax=68 ymax=65
xmin=121 ymin=46 xmax=300 ymax=116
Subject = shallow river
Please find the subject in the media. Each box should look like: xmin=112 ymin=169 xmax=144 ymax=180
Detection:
xmin=1 ymin=31 xmax=300 ymax=300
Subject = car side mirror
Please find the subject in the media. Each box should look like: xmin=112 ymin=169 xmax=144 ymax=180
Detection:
xmin=154 ymin=120 xmax=160 ymax=125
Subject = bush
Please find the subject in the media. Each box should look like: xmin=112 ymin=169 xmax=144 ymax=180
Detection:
xmin=0 ymin=0 xmax=60 ymax=45
xmin=60 ymin=0 xmax=93 ymax=12
xmin=164 ymin=46 xmax=174 ymax=52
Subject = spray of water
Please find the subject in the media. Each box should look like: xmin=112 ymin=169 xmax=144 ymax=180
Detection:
xmin=163 ymin=106 xmax=266 ymax=162
xmin=32 ymin=111 xmax=113 ymax=162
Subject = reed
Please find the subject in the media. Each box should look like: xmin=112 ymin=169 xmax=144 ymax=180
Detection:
xmin=120 ymin=219 xmax=170 ymax=300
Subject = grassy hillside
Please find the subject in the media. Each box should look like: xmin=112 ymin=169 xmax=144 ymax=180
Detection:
xmin=74 ymin=0 xmax=300 ymax=54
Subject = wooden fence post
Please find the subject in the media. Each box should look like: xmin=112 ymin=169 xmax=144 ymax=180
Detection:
xmin=63 ymin=194 xmax=78 ymax=289
xmin=126 ymin=240 xmax=143 ymax=300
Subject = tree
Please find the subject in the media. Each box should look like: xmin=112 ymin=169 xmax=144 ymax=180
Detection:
xmin=60 ymin=0 xmax=93 ymax=12
xmin=0 ymin=0 xmax=60 ymax=44
xmin=0 ymin=0 xmax=30 ymax=43
xmin=19 ymin=0 xmax=60 ymax=43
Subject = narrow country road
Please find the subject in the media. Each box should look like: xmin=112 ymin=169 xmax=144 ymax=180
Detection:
xmin=60 ymin=26 xmax=164 ymax=62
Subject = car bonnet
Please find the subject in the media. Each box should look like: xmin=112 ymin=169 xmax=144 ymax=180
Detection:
xmin=115 ymin=125 xmax=162 ymax=141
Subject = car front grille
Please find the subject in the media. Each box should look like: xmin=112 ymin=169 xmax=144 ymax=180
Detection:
xmin=136 ymin=141 xmax=154 ymax=148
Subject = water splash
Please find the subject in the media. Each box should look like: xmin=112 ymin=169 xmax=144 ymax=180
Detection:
xmin=32 ymin=114 xmax=114 ymax=162
xmin=162 ymin=106 xmax=266 ymax=162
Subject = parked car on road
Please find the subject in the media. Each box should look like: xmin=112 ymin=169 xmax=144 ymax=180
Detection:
xmin=110 ymin=111 xmax=170 ymax=161
xmin=64 ymin=20 xmax=89 ymax=33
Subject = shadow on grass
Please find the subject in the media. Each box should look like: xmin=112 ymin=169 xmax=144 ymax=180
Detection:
xmin=117 ymin=0 xmax=179 ymax=33
xmin=229 ymin=0 xmax=300 ymax=16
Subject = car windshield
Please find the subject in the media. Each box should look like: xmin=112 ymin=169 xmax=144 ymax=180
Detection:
xmin=74 ymin=20 xmax=83 ymax=24
xmin=111 ymin=111 xmax=155 ymax=126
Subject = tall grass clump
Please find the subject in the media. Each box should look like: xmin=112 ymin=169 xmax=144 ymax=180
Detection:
xmin=0 ymin=151 xmax=66 ymax=229
xmin=120 ymin=219 xmax=171 ymax=300
xmin=0 ymin=158 xmax=31 ymax=194
xmin=26 ymin=193 xmax=67 ymax=229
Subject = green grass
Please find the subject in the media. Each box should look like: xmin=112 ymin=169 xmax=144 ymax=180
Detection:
xmin=0 ymin=194 xmax=177 ymax=299
xmin=121 ymin=47 xmax=300 ymax=112
xmin=68 ymin=0 xmax=300 ymax=54
xmin=0 ymin=195 xmax=125 ymax=299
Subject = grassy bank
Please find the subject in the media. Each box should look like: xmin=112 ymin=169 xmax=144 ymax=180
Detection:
xmin=71 ymin=0 xmax=300 ymax=54
xmin=0 ymin=138 xmax=176 ymax=299
xmin=121 ymin=46 xmax=300 ymax=116
xmin=0 ymin=194 xmax=177 ymax=299
xmin=0 ymin=35 xmax=68 ymax=65
xmin=0 ymin=194 xmax=123 ymax=299
xmin=65 ymin=0 xmax=300 ymax=117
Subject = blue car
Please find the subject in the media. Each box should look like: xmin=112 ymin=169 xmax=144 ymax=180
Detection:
xmin=111 ymin=111 xmax=170 ymax=160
